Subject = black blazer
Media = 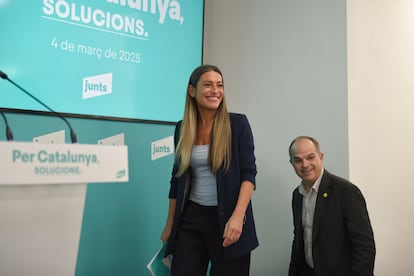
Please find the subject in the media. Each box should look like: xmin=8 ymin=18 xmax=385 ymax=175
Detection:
xmin=165 ymin=113 xmax=259 ymax=260
xmin=289 ymin=170 xmax=376 ymax=276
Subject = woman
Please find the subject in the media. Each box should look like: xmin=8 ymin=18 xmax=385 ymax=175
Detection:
xmin=161 ymin=64 xmax=258 ymax=276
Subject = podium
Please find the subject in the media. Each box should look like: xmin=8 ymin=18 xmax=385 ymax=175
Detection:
xmin=0 ymin=141 xmax=129 ymax=276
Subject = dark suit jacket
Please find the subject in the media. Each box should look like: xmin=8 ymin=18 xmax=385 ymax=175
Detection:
xmin=165 ymin=113 xmax=259 ymax=260
xmin=289 ymin=170 xmax=376 ymax=276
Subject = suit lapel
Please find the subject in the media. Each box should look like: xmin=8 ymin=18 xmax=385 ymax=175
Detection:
xmin=293 ymin=189 xmax=303 ymax=229
xmin=312 ymin=170 xmax=332 ymax=243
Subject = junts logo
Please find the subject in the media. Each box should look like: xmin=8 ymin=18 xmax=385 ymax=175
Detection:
xmin=151 ymin=136 xmax=174 ymax=161
xmin=82 ymin=73 xmax=112 ymax=99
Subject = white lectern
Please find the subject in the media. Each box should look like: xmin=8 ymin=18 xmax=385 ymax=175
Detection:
xmin=0 ymin=141 xmax=129 ymax=276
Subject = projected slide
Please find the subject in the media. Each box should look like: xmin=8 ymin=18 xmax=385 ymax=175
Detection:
xmin=0 ymin=0 xmax=204 ymax=122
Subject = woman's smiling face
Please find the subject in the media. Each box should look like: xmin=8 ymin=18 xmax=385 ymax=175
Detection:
xmin=189 ymin=70 xmax=224 ymax=112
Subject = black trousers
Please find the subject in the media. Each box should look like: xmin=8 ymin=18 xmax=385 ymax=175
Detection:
xmin=301 ymin=264 xmax=315 ymax=276
xmin=171 ymin=200 xmax=251 ymax=276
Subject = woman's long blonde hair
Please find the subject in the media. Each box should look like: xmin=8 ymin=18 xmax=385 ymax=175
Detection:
xmin=175 ymin=65 xmax=231 ymax=176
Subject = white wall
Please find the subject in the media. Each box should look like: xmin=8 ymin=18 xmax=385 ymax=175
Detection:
xmin=204 ymin=0 xmax=414 ymax=275
xmin=347 ymin=1 xmax=414 ymax=275
xmin=204 ymin=1 xmax=348 ymax=275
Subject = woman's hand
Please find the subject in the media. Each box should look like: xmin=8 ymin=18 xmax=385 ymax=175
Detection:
xmin=161 ymin=224 xmax=172 ymax=243
xmin=222 ymin=181 xmax=253 ymax=247
xmin=161 ymin=199 xmax=176 ymax=243
xmin=222 ymin=212 xmax=244 ymax=247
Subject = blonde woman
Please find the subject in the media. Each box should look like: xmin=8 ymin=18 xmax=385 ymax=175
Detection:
xmin=161 ymin=65 xmax=258 ymax=276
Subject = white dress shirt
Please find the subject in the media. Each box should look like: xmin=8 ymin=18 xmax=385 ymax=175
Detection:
xmin=298 ymin=168 xmax=324 ymax=268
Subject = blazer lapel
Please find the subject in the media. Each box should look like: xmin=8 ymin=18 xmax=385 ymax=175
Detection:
xmin=293 ymin=189 xmax=303 ymax=229
xmin=312 ymin=170 xmax=332 ymax=243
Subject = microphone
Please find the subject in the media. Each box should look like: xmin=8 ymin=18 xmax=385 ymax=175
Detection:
xmin=0 ymin=111 xmax=14 ymax=141
xmin=0 ymin=70 xmax=77 ymax=143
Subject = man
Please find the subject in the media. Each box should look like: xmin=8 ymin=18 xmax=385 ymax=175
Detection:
xmin=288 ymin=136 xmax=375 ymax=276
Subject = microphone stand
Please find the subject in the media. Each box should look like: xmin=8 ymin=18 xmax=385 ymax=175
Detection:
xmin=0 ymin=71 xmax=77 ymax=143
xmin=0 ymin=111 xmax=14 ymax=141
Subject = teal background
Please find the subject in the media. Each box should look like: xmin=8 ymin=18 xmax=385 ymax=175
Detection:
xmin=0 ymin=0 xmax=204 ymax=122
xmin=0 ymin=111 xmax=175 ymax=276
xmin=1 ymin=1 xmax=204 ymax=274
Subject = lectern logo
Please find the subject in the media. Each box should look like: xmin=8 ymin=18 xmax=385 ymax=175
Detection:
xmin=117 ymin=170 xmax=126 ymax=179
xmin=82 ymin=73 xmax=113 ymax=99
